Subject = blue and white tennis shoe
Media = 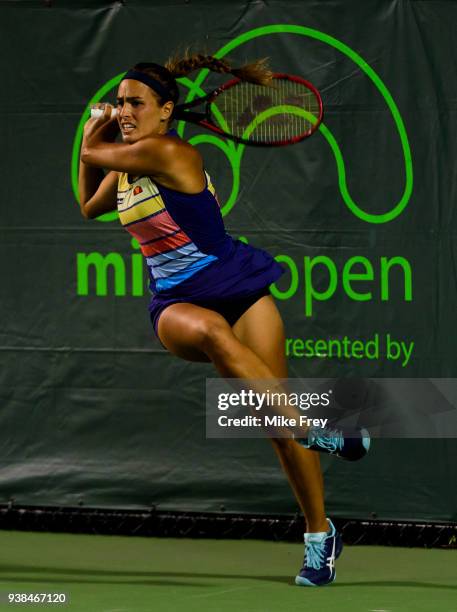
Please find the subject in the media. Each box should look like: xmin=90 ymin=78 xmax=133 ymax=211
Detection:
xmin=295 ymin=518 xmax=343 ymax=586
xmin=301 ymin=425 xmax=371 ymax=461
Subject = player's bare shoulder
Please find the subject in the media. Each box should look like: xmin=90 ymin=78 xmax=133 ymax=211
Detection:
xmin=158 ymin=133 xmax=204 ymax=177
xmin=149 ymin=132 xmax=204 ymax=191
xmin=160 ymin=132 xmax=202 ymax=165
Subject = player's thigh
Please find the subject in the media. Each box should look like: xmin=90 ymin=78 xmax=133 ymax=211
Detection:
xmin=157 ymin=302 xmax=232 ymax=363
xmin=232 ymin=296 xmax=312 ymax=456
xmin=232 ymin=294 xmax=288 ymax=377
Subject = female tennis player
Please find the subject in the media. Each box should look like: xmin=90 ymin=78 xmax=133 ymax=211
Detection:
xmin=78 ymin=53 xmax=369 ymax=587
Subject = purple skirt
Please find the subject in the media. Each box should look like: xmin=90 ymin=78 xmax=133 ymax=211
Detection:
xmin=148 ymin=239 xmax=284 ymax=337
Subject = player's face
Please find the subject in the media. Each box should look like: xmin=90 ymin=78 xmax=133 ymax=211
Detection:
xmin=116 ymin=79 xmax=171 ymax=143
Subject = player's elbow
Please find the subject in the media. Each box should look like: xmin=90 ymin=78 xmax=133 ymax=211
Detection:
xmin=80 ymin=206 xmax=90 ymax=220
xmin=81 ymin=146 xmax=99 ymax=166
xmin=80 ymin=147 xmax=91 ymax=165
xmin=79 ymin=203 xmax=95 ymax=220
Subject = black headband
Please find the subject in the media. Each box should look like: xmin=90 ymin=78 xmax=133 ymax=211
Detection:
xmin=122 ymin=69 xmax=172 ymax=101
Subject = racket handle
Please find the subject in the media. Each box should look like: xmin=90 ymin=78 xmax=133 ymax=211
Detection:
xmin=90 ymin=107 xmax=118 ymax=119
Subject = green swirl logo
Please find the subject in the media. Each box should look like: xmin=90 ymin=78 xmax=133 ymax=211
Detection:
xmin=71 ymin=24 xmax=413 ymax=224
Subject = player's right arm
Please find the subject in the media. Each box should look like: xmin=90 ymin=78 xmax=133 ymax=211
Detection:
xmin=78 ymin=110 xmax=119 ymax=220
xmin=78 ymin=166 xmax=118 ymax=220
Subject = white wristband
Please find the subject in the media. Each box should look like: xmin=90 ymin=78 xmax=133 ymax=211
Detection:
xmin=90 ymin=107 xmax=118 ymax=119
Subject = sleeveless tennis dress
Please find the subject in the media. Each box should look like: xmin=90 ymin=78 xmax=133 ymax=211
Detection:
xmin=116 ymin=148 xmax=284 ymax=338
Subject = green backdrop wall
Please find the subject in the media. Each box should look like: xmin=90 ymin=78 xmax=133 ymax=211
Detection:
xmin=1 ymin=0 xmax=456 ymax=522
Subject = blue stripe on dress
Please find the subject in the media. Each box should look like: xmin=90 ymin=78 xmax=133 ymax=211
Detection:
xmin=152 ymin=247 xmax=201 ymax=271
xmin=152 ymin=253 xmax=210 ymax=279
xmin=154 ymin=254 xmax=218 ymax=291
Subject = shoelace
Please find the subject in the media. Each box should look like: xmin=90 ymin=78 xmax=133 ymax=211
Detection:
xmin=309 ymin=427 xmax=344 ymax=453
xmin=305 ymin=538 xmax=326 ymax=570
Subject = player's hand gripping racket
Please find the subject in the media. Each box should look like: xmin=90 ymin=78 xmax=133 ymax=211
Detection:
xmin=174 ymin=73 xmax=323 ymax=146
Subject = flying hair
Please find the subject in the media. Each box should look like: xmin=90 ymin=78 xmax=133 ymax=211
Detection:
xmin=165 ymin=52 xmax=273 ymax=86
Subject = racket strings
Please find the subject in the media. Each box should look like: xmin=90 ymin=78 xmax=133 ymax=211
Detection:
xmin=210 ymin=79 xmax=320 ymax=143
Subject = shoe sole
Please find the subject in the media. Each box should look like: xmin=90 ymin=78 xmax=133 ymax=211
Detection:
xmin=295 ymin=572 xmax=336 ymax=587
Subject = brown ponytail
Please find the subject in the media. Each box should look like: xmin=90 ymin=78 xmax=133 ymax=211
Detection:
xmin=165 ymin=52 xmax=273 ymax=86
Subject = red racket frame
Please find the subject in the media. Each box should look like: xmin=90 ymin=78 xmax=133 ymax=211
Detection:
xmin=174 ymin=73 xmax=323 ymax=147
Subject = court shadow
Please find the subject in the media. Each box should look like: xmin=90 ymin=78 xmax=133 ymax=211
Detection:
xmin=331 ymin=581 xmax=457 ymax=590
xmin=0 ymin=564 xmax=290 ymax=587
xmin=6 ymin=565 xmax=455 ymax=590
xmin=0 ymin=576 xmax=213 ymax=588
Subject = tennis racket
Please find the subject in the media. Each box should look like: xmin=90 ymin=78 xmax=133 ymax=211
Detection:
xmin=174 ymin=73 xmax=323 ymax=147
xmin=90 ymin=73 xmax=323 ymax=147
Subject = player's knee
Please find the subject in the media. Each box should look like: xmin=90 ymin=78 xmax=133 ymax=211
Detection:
xmin=196 ymin=316 xmax=233 ymax=356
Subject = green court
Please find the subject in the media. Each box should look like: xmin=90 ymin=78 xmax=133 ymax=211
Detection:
xmin=0 ymin=531 xmax=455 ymax=612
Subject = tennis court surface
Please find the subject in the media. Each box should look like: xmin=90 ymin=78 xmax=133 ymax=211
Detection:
xmin=0 ymin=531 xmax=455 ymax=611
